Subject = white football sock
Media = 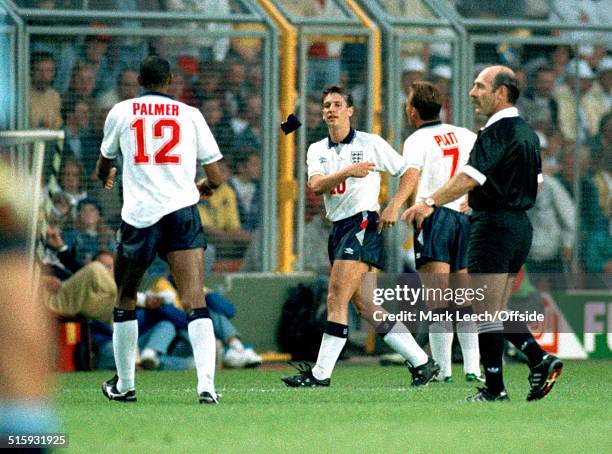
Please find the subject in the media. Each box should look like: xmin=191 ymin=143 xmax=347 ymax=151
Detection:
xmin=428 ymin=320 xmax=453 ymax=379
xmin=383 ymin=330 xmax=428 ymax=368
xmin=457 ymin=320 xmax=481 ymax=375
xmin=188 ymin=318 xmax=217 ymax=395
xmin=113 ymin=319 xmax=138 ymax=393
xmin=312 ymin=333 xmax=347 ymax=380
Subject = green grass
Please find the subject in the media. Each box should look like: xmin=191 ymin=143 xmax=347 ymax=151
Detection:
xmin=56 ymin=360 xmax=611 ymax=453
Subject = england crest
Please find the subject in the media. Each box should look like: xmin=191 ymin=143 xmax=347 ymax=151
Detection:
xmin=350 ymin=150 xmax=363 ymax=163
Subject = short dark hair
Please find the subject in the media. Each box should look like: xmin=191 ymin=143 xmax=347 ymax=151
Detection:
xmin=31 ymin=51 xmax=54 ymax=66
xmin=409 ymin=81 xmax=442 ymax=120
xmin=492 ymin=70 xmax=520 ymax=104
xmin=321 ymin=85 xmax=353 ymax=107
xmin=139 ymin=56 xmax=171 ymax=89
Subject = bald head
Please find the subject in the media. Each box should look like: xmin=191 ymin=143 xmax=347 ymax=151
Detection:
xmin=470 ymin=65 xmax=520 ymax=117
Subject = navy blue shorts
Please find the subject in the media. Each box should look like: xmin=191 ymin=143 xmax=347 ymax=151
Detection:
xmin=467 ymin=210 xmax=532 ymax=274
xmin=414 ymin=207 xmax=469 ymax=271
xmin=117 ymin=204 xmax=207 ymax=264
xmin=328 ymin=211 xmax=384 ymax=269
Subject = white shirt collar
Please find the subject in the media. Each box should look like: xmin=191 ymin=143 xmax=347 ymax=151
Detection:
xmin=482 ymin=107 xmax=519 ymax=130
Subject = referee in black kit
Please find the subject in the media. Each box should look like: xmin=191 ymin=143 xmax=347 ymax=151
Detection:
xmin=403 ymin=65 xmax=563 ymax=402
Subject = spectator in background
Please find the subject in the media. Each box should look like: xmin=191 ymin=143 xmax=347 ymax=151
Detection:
xmin=592 ymin=113 xmax=612 ymax=268
xmin=49 ymin=191 xmax=73 ymax=229
xmin=401 ymin=57 xmax=427 ymax=99
xmin=29 ymin=51 xmax=62 ymax=129
xmin=198 ymin=160 xmax=251 ymax=258
xmin=555 ymin=59 xmax=596 ymax=143
xmin=246 ymin=62 xmax=263 ymax=93
xmin=62 ymin=61 xmax=96 ymax=121
xmin=42 ymin=249 xmax=117 ymax=324
xmin=302 ymin=185 xmax=331 ymax=273
xmin=229 ymin=148 xmax=261 ymax=232
xmin=550 ymin=45 xmax=572 ymax=87
xmin=526 ymin=172 xmax=576 ymax=277
xmin=27 ymin=1 xmax=79 ymax=94
xmin=306 ymin=95 xmax=328 ymax=146
xmin=224 ymin=59 xmax=250 ymax=118
xmin=62 ymin=99 xmax=93 ymax=166
xmin=200 ymin=98 xmax=234 ymax=157
xmin=520 ymin=65 xmax=560 ymax=134
xmin=536 ymin=130 xmax=561 ymax=175
xmin=233 ymin=94 xmax=262 ymax=151
xmin=400 ymin=57 xmax=426 ymax=135
xmin=147 ymin=275 xmax=262 ymax=369
xmin=166 ymin=70 xmax=195 ymax=106
xmin=191 ymin=61 xmax=223 ymax=107
xmin=96 ymin=68 xmax=140 ymax=111
xmin=62 ymin=197 xmax=115 ymax=265
xmin=557 ymin=145 xmax=609 ymax=272
xmin=430 ymin=65 xmax=452 ymax=123
xmin=584 ymin=57 xmax=612 ymax=133
xmin=55 ymin=156 xmax=88 ymax=210
xmin=80 ymin=27 xmax=117 ymax=97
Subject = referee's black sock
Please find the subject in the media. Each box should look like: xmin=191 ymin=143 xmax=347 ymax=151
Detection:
xmin=503 ymin=320 xmax=545 ymax=367
xmin=477 ymin=322 xmax=505 ymax=394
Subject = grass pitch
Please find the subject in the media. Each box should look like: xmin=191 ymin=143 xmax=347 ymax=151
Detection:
xmin=56 ymin=360 xmax=610 ymax=453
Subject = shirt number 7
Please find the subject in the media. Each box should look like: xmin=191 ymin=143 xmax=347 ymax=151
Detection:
xmin=443 ymin=147 xmax=459 ymax=178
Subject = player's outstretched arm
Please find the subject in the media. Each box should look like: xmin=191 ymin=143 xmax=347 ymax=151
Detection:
xmin=309 ymin=161 xmax=375 ymax=195
xmin=401 ymin=172 xmax=478 ymax=229
xmin=96 ymin=155 xmax=117 ymax=190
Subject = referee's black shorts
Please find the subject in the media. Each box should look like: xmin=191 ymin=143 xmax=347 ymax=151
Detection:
xmin=467 ymin=210 xmax=532 ymax=274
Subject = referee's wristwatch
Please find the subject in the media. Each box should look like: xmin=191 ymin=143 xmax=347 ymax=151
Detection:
xmin=424 ymin=197 xmax=437 ymax=209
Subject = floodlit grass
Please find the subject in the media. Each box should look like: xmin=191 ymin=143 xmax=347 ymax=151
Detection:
xmin=56 ymin=360 xmax=610 ymax=453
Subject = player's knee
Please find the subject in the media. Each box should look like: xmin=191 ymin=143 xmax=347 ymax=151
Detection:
xmin=326 ymin=289 xmax=342 ymax=306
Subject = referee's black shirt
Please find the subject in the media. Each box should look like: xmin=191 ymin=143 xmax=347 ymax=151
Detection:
xmin=463 ymin=115 xmax=541 ymax=212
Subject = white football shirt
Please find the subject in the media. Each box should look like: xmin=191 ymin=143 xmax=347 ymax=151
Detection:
xmin=101 ymin=92 xmax=223 ymax=228
xmin=402 ymin=121 xmax=476 ymax=212
xmin=307 ymin=129 xmax=408 ymax=222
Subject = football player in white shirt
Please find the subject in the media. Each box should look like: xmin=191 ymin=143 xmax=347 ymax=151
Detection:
xmin=401 ymin=81 xmax=482 ymax=383
xmin=282 ymin=85 xmax=439 ymax=388
xmin=96 ymin=56 xmax=223 ymax=404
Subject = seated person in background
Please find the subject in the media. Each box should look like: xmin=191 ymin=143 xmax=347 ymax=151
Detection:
xmin=62 ymin=99 xmax=95 ymax=168
xmin=198 ymin=160 xmax=251 ymax=258
xmin=62 ymin=61 xmax=97 ymax=116
xmin=48 ymin=191 xmax=74 ymax=229
xmin=42 ymin=249 xmax=117 ymax=324
xmin=229 ymin=148 xmax=261 ymax=232
xmin=91 ymin=314 xmax=195 ymax=372
xmin=302 ymin=185 xmax=332 ymax=273
xmin=29 ymin=51 xmax=63 ymax=129
xmin=232 ymin=94 xmax=263 ymax=151
xmin=96 ymin=68 xmax=140 ymax=111
xmin=50 ymin=156 xmax=88 ymax=212
xmin=61 ymin=197 xmax=115 ymax=264
xmin=200 ymin=97 xmax=234 ymax=156
xmin=148 ymin=275 xmax=262 ymax=369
